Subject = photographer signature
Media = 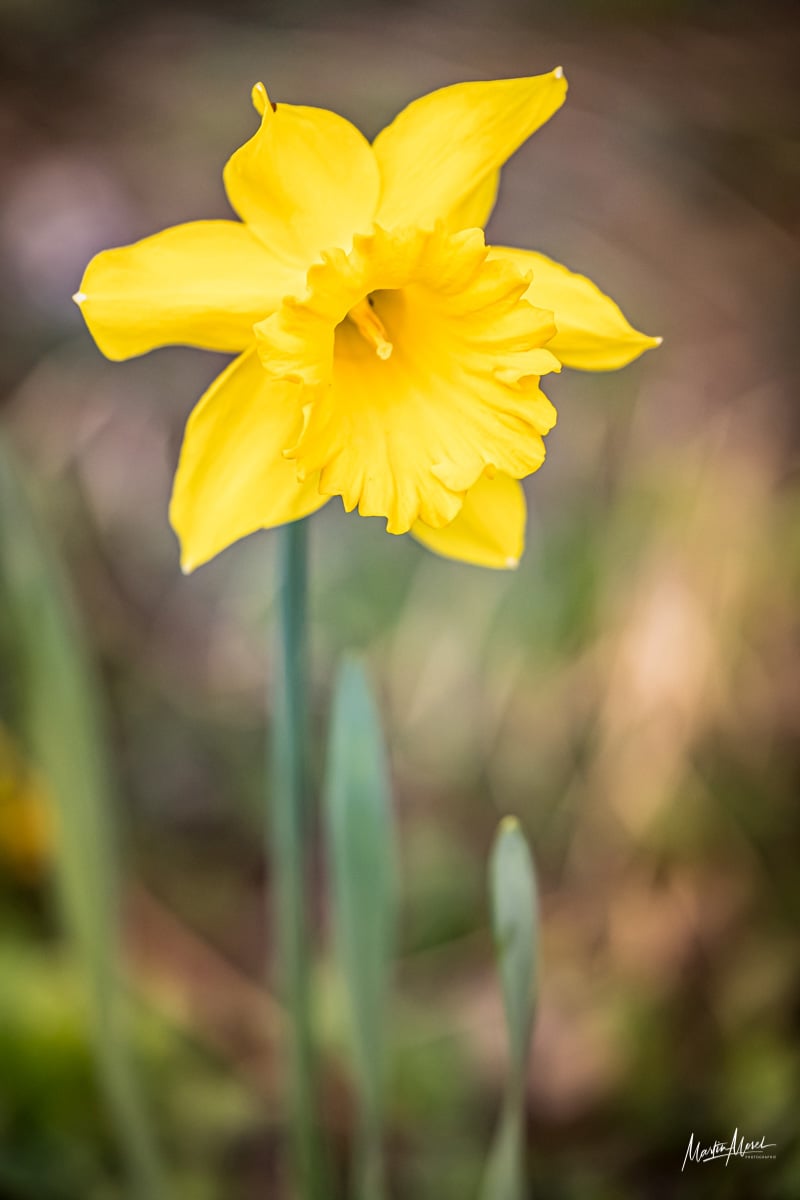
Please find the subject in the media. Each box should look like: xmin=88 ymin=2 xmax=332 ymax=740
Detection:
xmin=682 ymin=1130 xmax=777 ymax=1171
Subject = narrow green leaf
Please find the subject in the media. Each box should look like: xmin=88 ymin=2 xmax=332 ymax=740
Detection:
xmin=481 ymin=816 xmax=540 ymax=1200
xmin=481 ymin=1099 xmax=525 ymax=1200
xmin=0 ymin=436 xmax=164 ymax=1198
xmin=324 ymin=657 xmax=396 ymax=1200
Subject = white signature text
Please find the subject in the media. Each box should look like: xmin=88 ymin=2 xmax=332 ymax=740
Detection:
xmin=682 ymin=1129 xmax=776 ymax=1171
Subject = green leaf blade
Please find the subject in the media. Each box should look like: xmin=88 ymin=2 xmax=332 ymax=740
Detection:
xmin=324 ymin=657 xmax=397 ymax=1198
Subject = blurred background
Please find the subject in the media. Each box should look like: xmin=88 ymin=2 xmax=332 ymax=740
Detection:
xmin=1 ymin=0 xmax=799 ymax=1196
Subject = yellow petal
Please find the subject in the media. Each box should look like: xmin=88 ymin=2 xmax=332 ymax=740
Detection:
xmin=169 ymin=350 xmax=328 ymax=571
xmin=224 ymin=85 xmax=380 ymax=265
xmin=491 ymin=248 xmax=662 ymax=370
xmin=373 ymin=70 xmax=567 ymax=231
xmin=274 ymin=226 xmax=558 ymax=535
xmin=75 ymin=221 xmax=301 ymax=361
xmin=411 ymin=472 xmax=526 ymax=569
xmin=449 ymin=170 xmax=500 ymax=231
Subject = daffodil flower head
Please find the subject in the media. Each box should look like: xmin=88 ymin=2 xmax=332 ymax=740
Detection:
xmin=74 ymin=70 xmax=660 ymax=572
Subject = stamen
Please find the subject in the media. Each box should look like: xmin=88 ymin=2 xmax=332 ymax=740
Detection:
xmin=347 ymin=297 xmax=393 ymax=360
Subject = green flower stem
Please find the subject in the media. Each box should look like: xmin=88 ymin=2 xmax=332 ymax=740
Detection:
xmin=270 ymin=518 xmax=322 ymax=1199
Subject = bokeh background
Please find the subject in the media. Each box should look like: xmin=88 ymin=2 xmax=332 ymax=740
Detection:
xmin=1 ymin=1 xmax=799 ymax=1197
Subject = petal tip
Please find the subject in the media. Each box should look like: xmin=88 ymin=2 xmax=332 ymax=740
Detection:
xmin=553 ymin=65 xmax=564 ymax=79
xmin=251 ymin=81 xmax=275 ymax=116
xmin=505 ymin=555 xmax=520 ymax=569
xmin=72 ymin=290 xmax=86 ymax=305
xmin=653 ymin=335 xmax=664 ymax=346
xmin=174 ymin=524 xmax=196 ymax=575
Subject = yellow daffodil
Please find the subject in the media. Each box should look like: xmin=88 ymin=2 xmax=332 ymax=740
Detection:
xmin=74 ymin=71 xmax=659 ymax=572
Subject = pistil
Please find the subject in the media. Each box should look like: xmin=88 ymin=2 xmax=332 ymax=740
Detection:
xmin=347 ymin=297 xmax=393 ymax=360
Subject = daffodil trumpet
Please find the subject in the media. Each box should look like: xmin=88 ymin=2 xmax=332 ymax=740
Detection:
xmin=74 ymin=70 xmax=659 ymax=574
